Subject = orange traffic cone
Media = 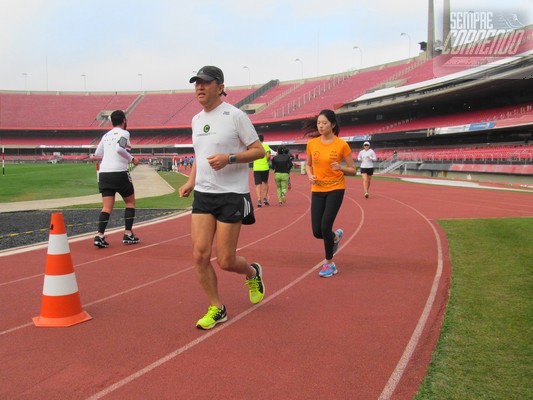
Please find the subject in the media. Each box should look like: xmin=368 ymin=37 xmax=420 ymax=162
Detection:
xmin=33 ymin=212 xmax=92 ymax=327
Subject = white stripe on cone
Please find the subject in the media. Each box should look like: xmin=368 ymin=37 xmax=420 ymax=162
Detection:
xmin=42 ymin=273 xmax=79 ymax=296
xmin=47 ymin=233 xmax=70 ymax=255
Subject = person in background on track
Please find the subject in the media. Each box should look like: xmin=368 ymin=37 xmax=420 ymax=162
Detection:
xmin=357 ymin=141 xmax=377 ymax=198
xmin=92 ymin=110 xmax=139 ymax=249
xmin=252 ymin=134 xmax=272 ymax=207
xmin=304 ymin=109 xmax=356 ymax=278
xmin=287 ymin=150 xmax=295 ymax=191
xmin=270 ymin=145 xmax=293 ymax=206
xmin=178 ymin=65 xmax=265 ymax=330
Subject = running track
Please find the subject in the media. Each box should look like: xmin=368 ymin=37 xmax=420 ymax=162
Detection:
xmin=1 ymin=174 xmax=532 ymax=400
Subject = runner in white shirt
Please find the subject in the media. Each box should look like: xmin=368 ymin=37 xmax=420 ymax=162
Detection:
xmin=357 ymin=141 xmax=377 ymax=198
xmin=179 ymin=65 xmax=266 ymax=330
xmin=191 ymin=101 xmax=258 ymax=194
xmin=93 ymin=110 xmax=140 ymax=248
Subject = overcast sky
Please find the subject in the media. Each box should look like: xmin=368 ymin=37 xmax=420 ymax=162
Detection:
xmin=0 ymin=0 xmax=531 ymax=92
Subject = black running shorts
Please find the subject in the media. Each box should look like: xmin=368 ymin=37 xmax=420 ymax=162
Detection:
xmin=192 ymin=191 xmax=255 ymax=225
xmin=253 ymin=170 xmax=269 ymax=185
xmin=98 ymin=171 xmax=135 ymax=198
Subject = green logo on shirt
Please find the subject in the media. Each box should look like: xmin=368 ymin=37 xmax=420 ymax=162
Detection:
xmin=203 ymin=125 xmax=210 ymax=133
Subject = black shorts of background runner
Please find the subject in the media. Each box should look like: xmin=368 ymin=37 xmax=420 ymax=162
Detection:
xmin=360 ymin=167 xmax=374 ymax=176
xmin=253 ymin=170 xmax=269 ymax=185
xmin=98 ymin=171 xmax=134 ymax=197
xmin=192 ymin=191 xmax=255 ymax=225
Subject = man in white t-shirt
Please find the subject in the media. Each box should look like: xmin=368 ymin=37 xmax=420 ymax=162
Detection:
xmin=178 ymin=66 xmax=266 ymax=330
xmin=93 ymin=110 xmax=140 ymax=248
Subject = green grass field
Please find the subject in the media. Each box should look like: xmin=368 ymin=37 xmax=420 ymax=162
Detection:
xmin=2 ymin=163 xmax=531 ymax=398
xmin=0 ymin=163 xmax=98 ymax=202
xmin=415 ymin=218 xmax=532 ymax=399
xmin=0 ymin=163 xmax=192 ymax=209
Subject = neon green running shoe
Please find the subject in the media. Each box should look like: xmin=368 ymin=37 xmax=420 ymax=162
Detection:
xmin=245 ymin=263 xmax=265 ymax=304
xmin=196 ymin=305 xmax=227 ymax=330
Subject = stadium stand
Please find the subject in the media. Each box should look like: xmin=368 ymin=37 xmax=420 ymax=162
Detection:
xmin=0 ymin=132 xmax=97 ymax=146
xmin=249 ymin=82 xmax=299 ymax=106
xmin=258 ymin=129 xmax=307 ymax=142
xmin=365 ymin=103 xmax=533 ymax=135
xmin=385 ymin=144 xmax=533 ymax=163
xmin=0 ymin=92 xmax=138 ymax=128
xmin=397 ymin=25 xmax=533 ymax=86
xmin=125 ymin=92 xmax=196 ymax=127
xmin=249 ymin=62 xmax=416 ymax=121
xmin=1 ymin=24 xmax=532 ymax=182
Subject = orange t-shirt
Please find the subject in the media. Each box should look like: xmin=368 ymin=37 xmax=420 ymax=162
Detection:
xmin=306 ymin=136 xmax=352 ymax=192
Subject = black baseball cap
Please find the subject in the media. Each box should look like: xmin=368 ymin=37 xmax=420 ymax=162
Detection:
xmin=189 ymin=66 xmax=227 ymax=96
xmin=190 ymin=66 xmax=224 ymax=84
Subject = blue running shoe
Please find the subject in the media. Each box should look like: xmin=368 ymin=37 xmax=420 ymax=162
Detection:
xmin=319 ymin=262 xmax=338 ymax=278
xmin=332 ymin=229 xmax=344 ymax=255
xmin=330 ymin=262 xmax=338 ymax=275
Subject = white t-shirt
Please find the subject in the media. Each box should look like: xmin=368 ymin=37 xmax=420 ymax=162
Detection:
xmin=95 ymin=127 xmax=133 ymax=172
xmin=192 ymin=102 xmax=258 ymax=193
xmin=358 ymin=148 xmax=377 ymax=168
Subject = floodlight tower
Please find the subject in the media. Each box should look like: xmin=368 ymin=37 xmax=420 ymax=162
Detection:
xmin=443 ymin=0 xmax=451 ymax=54
xmin=427 ymin=0 xmax=435 ymax=59
xmin=427 ymin=0 xmax=450 ymax=59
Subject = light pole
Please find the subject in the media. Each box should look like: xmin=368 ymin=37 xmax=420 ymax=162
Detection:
xmin=353 ymin=46 xmax=363 ymax=69
xmin=243 ymin=66 xmax=250 ymax=85
xmin=137 ymin=73 xmax=143 ymax=91
xmin=81 ymin=74 xmax=87 ymax=91
xmin=295 ymin=58 xmax=303 ymax=79
xmin=22 ymin=73 xmax=28 ymax=91
xmin=400 ymin=32 xmax=411 ymax=58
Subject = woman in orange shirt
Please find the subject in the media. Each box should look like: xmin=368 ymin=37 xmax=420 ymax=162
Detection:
xmin=304 ymin=109 xmax=357 ymax=277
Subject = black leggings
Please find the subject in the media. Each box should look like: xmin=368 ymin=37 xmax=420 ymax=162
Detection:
xmin=311 ymin=189 xmax=345 ymax=260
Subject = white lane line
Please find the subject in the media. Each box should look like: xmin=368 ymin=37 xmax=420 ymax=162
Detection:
xmin=378 ymin=194 xmax=444 ymax=400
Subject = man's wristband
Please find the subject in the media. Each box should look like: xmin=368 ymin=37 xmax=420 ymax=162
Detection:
xmin=228 ymin=154 xmax=237 ymax=164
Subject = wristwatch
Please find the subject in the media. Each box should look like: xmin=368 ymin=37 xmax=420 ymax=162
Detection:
xmin=228 ymin=154 xmax=237 ymax=164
